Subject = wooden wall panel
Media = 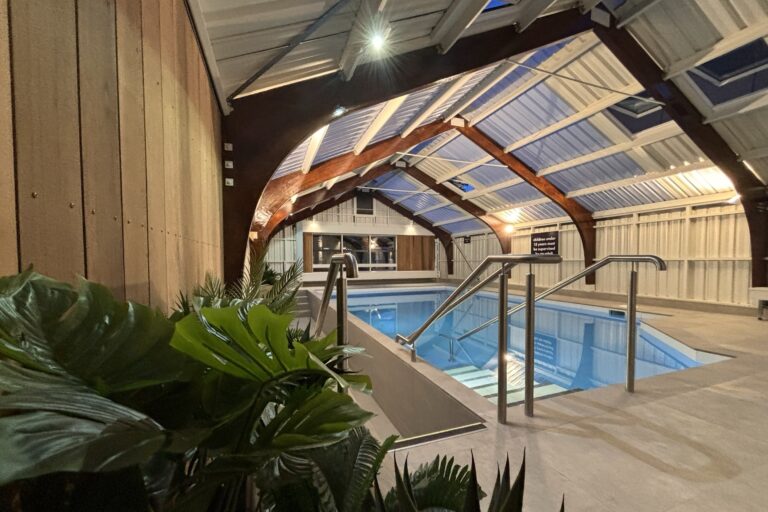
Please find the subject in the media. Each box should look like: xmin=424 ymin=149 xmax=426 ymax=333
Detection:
xmin=5 ymin=0 xmax=222 ymax=311
xmin=78 ymin=0 xmax=126 ymax=298
xmin=303 ymin=233 xmax=313 ymax=272
xmin=11 ymin=0 xmax=85 ymax=282
xmin=117 ymin=0 xmax=150 ymax=303
xmin=397 ymin=236 xmax=435 ymax=271
xmin=0 ymin=0 xmax=16 ymax=276
xmin=142 ymin=0 xmax=168 ymax=310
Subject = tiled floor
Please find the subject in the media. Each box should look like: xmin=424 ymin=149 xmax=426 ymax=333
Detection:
xmin=371 ymin=295 xmax=768 ymax=511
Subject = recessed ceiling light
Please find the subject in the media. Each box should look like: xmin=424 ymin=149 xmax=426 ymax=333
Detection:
xmin=370 ymin=32 xmax=387 ymax=52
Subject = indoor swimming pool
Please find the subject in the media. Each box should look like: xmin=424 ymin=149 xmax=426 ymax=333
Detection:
xmin=348 ymin=287 xmax=726 ymax=406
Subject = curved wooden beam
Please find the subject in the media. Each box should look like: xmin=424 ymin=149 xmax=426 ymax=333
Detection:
xmin=253 ymin=121 xmax=455 ymax=249
xmin=222 ymin=8 xmax=595 ymax=283
xmin=457 ymin=124 xmax=596 ymax=282
xmin=402 ymin=166 xmax=512 ymax=254
xmin=594 ymin=20 xmax=768 ymax=287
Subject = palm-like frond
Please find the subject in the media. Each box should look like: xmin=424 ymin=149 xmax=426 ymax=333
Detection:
xmin=262 ymin=260 xmax=303 ymax=314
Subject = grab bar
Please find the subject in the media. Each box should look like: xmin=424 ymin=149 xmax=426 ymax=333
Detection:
xmin=313 ymin=253 xmax=359 ymax=366
xmin=458 ymin=255 xmax=667 ymax=341
xmin=395 ymin=254 xmax=562 ymax=362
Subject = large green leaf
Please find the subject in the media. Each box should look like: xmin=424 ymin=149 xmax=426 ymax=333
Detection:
xmin=0 ymin=377 xmax=167 ymax=485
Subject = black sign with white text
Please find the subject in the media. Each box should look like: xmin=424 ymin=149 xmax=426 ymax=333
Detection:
xmin=531 ymin=231 xmax=559 ymax=255
xmin=463 ymin=236 xmax=471 ymax=244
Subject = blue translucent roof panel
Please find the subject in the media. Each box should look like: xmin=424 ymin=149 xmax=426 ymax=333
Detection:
xmin=273 ymin=137 xmax=311 ymax=179
xmin=520 ymin=202 xmax=565 ymax=221
xmin=424 ymin=67 xmax=496 ymax=123
xmin=494 ymin=182 xmax=544 ymax=204
xmin=441 ymin=218 xmax=486 ymax=233
xmin=400 ymin=192 xmax=443 ymax=212
xmin=476 ymin=82 xmax=575 ymax=148
xmin=313 ymin=103 xmax=384 ymax=164
xmin=575 ymin=181 xmax=678 ymax=211
xmin=466 ymin=39 xmax=570 ymax=114
xmin=546 ymin=153 xmax=644 ymax=193
xmin=461 ymin=164 xmax=511 ymax=187
xmin=420 ymin=205 xmax=465 ymax=223
xmin=434 ymin=135 xmax=487 ymax=163
xmin=513 ymin=119 xmax=613 ymax=170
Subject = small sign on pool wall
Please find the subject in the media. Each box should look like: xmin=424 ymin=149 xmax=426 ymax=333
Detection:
xmin=463 ymin=236 xmax=472 ymax=244
xmin=531 ymin=231 xmax=559 ymax=255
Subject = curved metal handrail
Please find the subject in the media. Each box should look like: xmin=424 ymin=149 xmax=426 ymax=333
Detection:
xmin=312 ymin=252 xmax=358 ymax=338
xmin=457 ymin=255 xmax=667 ymax=341
xmin=395 ymin=254 xmax=562 ymax=361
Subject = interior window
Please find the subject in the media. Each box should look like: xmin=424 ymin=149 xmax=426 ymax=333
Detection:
xmin=312 ymin=235 xmax=340 ymax=265
xmin=356 ymin=195 xmax=374 ymax=215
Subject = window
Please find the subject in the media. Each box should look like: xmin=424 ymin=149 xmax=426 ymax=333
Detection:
xmin=688 ymin=39 xmax=768 ymax=105
xmin=608 ymin=93 xmax=670 ymax=134
xmin=312 ymin=235 xmax=341 ymax=265
xmin=311 ymin=234 xmax=396 ymax=271
xmin=447 ymin=177 xmax=475 ymax=193
xmin=355 ymin=195 xmax=374 ymax=215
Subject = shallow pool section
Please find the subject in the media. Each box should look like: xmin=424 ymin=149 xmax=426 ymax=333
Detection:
xmin=348 ymin=287 xmax=726 ymax=406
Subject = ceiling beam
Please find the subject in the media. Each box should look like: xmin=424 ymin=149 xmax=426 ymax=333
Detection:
xmin=595 ymin=19 xmax=768 ymax=287
xmin=223 ymin=7 xmax=596 ymax=283
xmin=301 ymin=125 xmax=329 ymax=173
xmin=279 ymin=190 xmax=357 ymax=230
xmin=615 ymin=0 xmax=664 ymax=28
xmin=257 ymin=120 xmax=454 ymax=238
xmin=457 ymin=122 xmax=597 ymax=281
xmin=354 ymin=95 xmax=407 ymax=154
xmin=431 ymin=0 xmax=490 ymax=54
xmin=368 ymin=190 xmax=455 ymax=274
xmin=403 ymin=165 xmax=512 ymax=253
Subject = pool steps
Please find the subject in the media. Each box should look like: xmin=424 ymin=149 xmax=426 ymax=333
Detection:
xmin=446 ymin=365 xmax=568 ymax=406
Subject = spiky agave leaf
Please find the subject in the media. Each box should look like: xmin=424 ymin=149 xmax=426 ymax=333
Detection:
xmin=463 ymin=455 xmax=482 ymax=512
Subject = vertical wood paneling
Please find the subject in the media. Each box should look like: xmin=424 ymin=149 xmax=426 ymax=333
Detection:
xmin=142 ymin=0 xmax=168 ymax=310
xmin=78 ymin=0 xmax=126 ymax=297
xmin=117 ymin=0 xmax=150 ymax=303
xmin=303 ymin=233 xmax=313 ymax=272
xmin=11 ymin=0 xmax=85 ymax=282
xmin=0 ymin=0 xmax=16 ymax=275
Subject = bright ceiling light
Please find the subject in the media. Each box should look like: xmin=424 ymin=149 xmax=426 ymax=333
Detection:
xmin=504 ymin=224 xmax=515 ymax=234
xmin=331 ymin=106 xmax=347 ymax=118
xmin=369 ymin=32 xmax=387 ymax=52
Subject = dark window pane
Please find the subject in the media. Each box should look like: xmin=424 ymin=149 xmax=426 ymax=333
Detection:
xmin=312 ymin=235 xmax=340 ymax=265
xmin=343 ymin=235 xmax=370 ymax=264
xmin=371 ymin=236 xmax=396 ymax=264
xmin=356 ymin=195 xmax=374 ymax=215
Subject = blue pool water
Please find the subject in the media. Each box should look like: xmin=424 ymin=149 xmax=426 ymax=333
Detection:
xmin=348 ymin=287 xmax=718 ymax=405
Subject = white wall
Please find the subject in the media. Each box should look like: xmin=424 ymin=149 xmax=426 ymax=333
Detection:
xmin=439 ymin=203 xmax=752 ymax=306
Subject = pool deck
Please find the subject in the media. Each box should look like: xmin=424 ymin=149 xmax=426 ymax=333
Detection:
xmin=364 ymin=287 xmax=768 ymax=511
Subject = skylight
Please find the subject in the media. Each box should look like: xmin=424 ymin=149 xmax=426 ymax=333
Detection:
xmin=688 ymin=38 xmax=768 ymax=105
xmin=448 ymin=177 xmax=475 ymax=193
xmin=483 ymin=0 xmax=511 ymax=12
xmin=608 ymin=93 xmax=670 ymax=134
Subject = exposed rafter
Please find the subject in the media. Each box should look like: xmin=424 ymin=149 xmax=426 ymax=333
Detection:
xmin=302 ymin=125 xmax=329 ymax=173
xmin=403 ymin=165 xmax=512 ymax=253
xmin=354 ymin=95 xmax=406 ymax=154
xmin=257 ymin=120 xmax=455 ymax=238
xmin=615 ymin=0 xmax=664 ymax=28
xmin=430 ymin=0 xmax=489 ymax=54
xmin=595 ymin=18 xmax=768 ymax=286
xmin=457 ymin=122 xmax=597 ymax=280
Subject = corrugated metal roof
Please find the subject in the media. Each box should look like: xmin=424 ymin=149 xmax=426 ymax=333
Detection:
xmin=575 ymin=167 xmax=735 ymax=211
xmin=461 ymin=163 xmax=512 ymax=187
xmin=370 ymin=83 xmax=444 ymax=143
xmin=494 ymin=202 xmax=566 ymax=223
xmin=434 ymin=134 xmax=488 ymax=163
xmin=441 ymin=218 xmax=487 ymax=234
xmin=423 ymin=66 xmax=497 ymax=123
xmin=476 ymin=82 xmax=576 ymax=147
xmin=546 ymin=153 xmax=644 ymax=193
xmin=313 ymin=103 xmax=386 ymax=164
xmin=494 ymin=182 xmax=545 ymax=204
xmin=420 ymin=205 xmax=465 ymax=223
xmin=273 ymin=136 xmax=311 ymax=178
xmin=641 ymin=135 xmax=705 ymax=169
xmin=513 ymin=119 xmax=613 ymax=169
xmin=400 ymin=191 xmax=444 ymax=212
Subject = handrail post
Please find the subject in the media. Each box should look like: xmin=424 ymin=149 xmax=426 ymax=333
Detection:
xmin=336 ymin=269 xmax=349 ymax=372
xmin=626 ymin=265 xmax=638 ymax=393
xmin=524 ymin=268 xmax=536 ymax=417
xmin=497 ymin=267 xmax=509 ymax=424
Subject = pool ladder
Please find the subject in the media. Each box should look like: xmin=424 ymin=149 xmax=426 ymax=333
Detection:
xmin=395 ymin=254 xmax=667 ymax=424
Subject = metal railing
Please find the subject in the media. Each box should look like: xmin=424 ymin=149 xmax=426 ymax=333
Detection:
xmin=395 ymin=254 xmax=562 ymax=423
xmin=313 ymin=253 xmax=359 ymax=375
xmin=396 ymin=253 xmax=667 ymax=424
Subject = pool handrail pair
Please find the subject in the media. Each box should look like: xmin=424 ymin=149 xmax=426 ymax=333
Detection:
xmin=395 ymin=253 xmax=667 ymax=423
xmin=458 ymin=255 xmax=667 ymax=341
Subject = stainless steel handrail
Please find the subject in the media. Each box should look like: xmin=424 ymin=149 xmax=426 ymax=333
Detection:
xmin=312 ymin=252 xmax=359 ymax=340
xmin=458 ymin=255 xmax=667 ymax=341
xmin=395 ymin=254 xmax=562 ymax=363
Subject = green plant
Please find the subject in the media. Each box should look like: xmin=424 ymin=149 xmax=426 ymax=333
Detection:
xmin=376 ymin=452 xmax=565 ymax=512
xmin=0 ymin=270 xmax=371 ymax=512
xmin=175 ymin=250 xmax=303 ymax=317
